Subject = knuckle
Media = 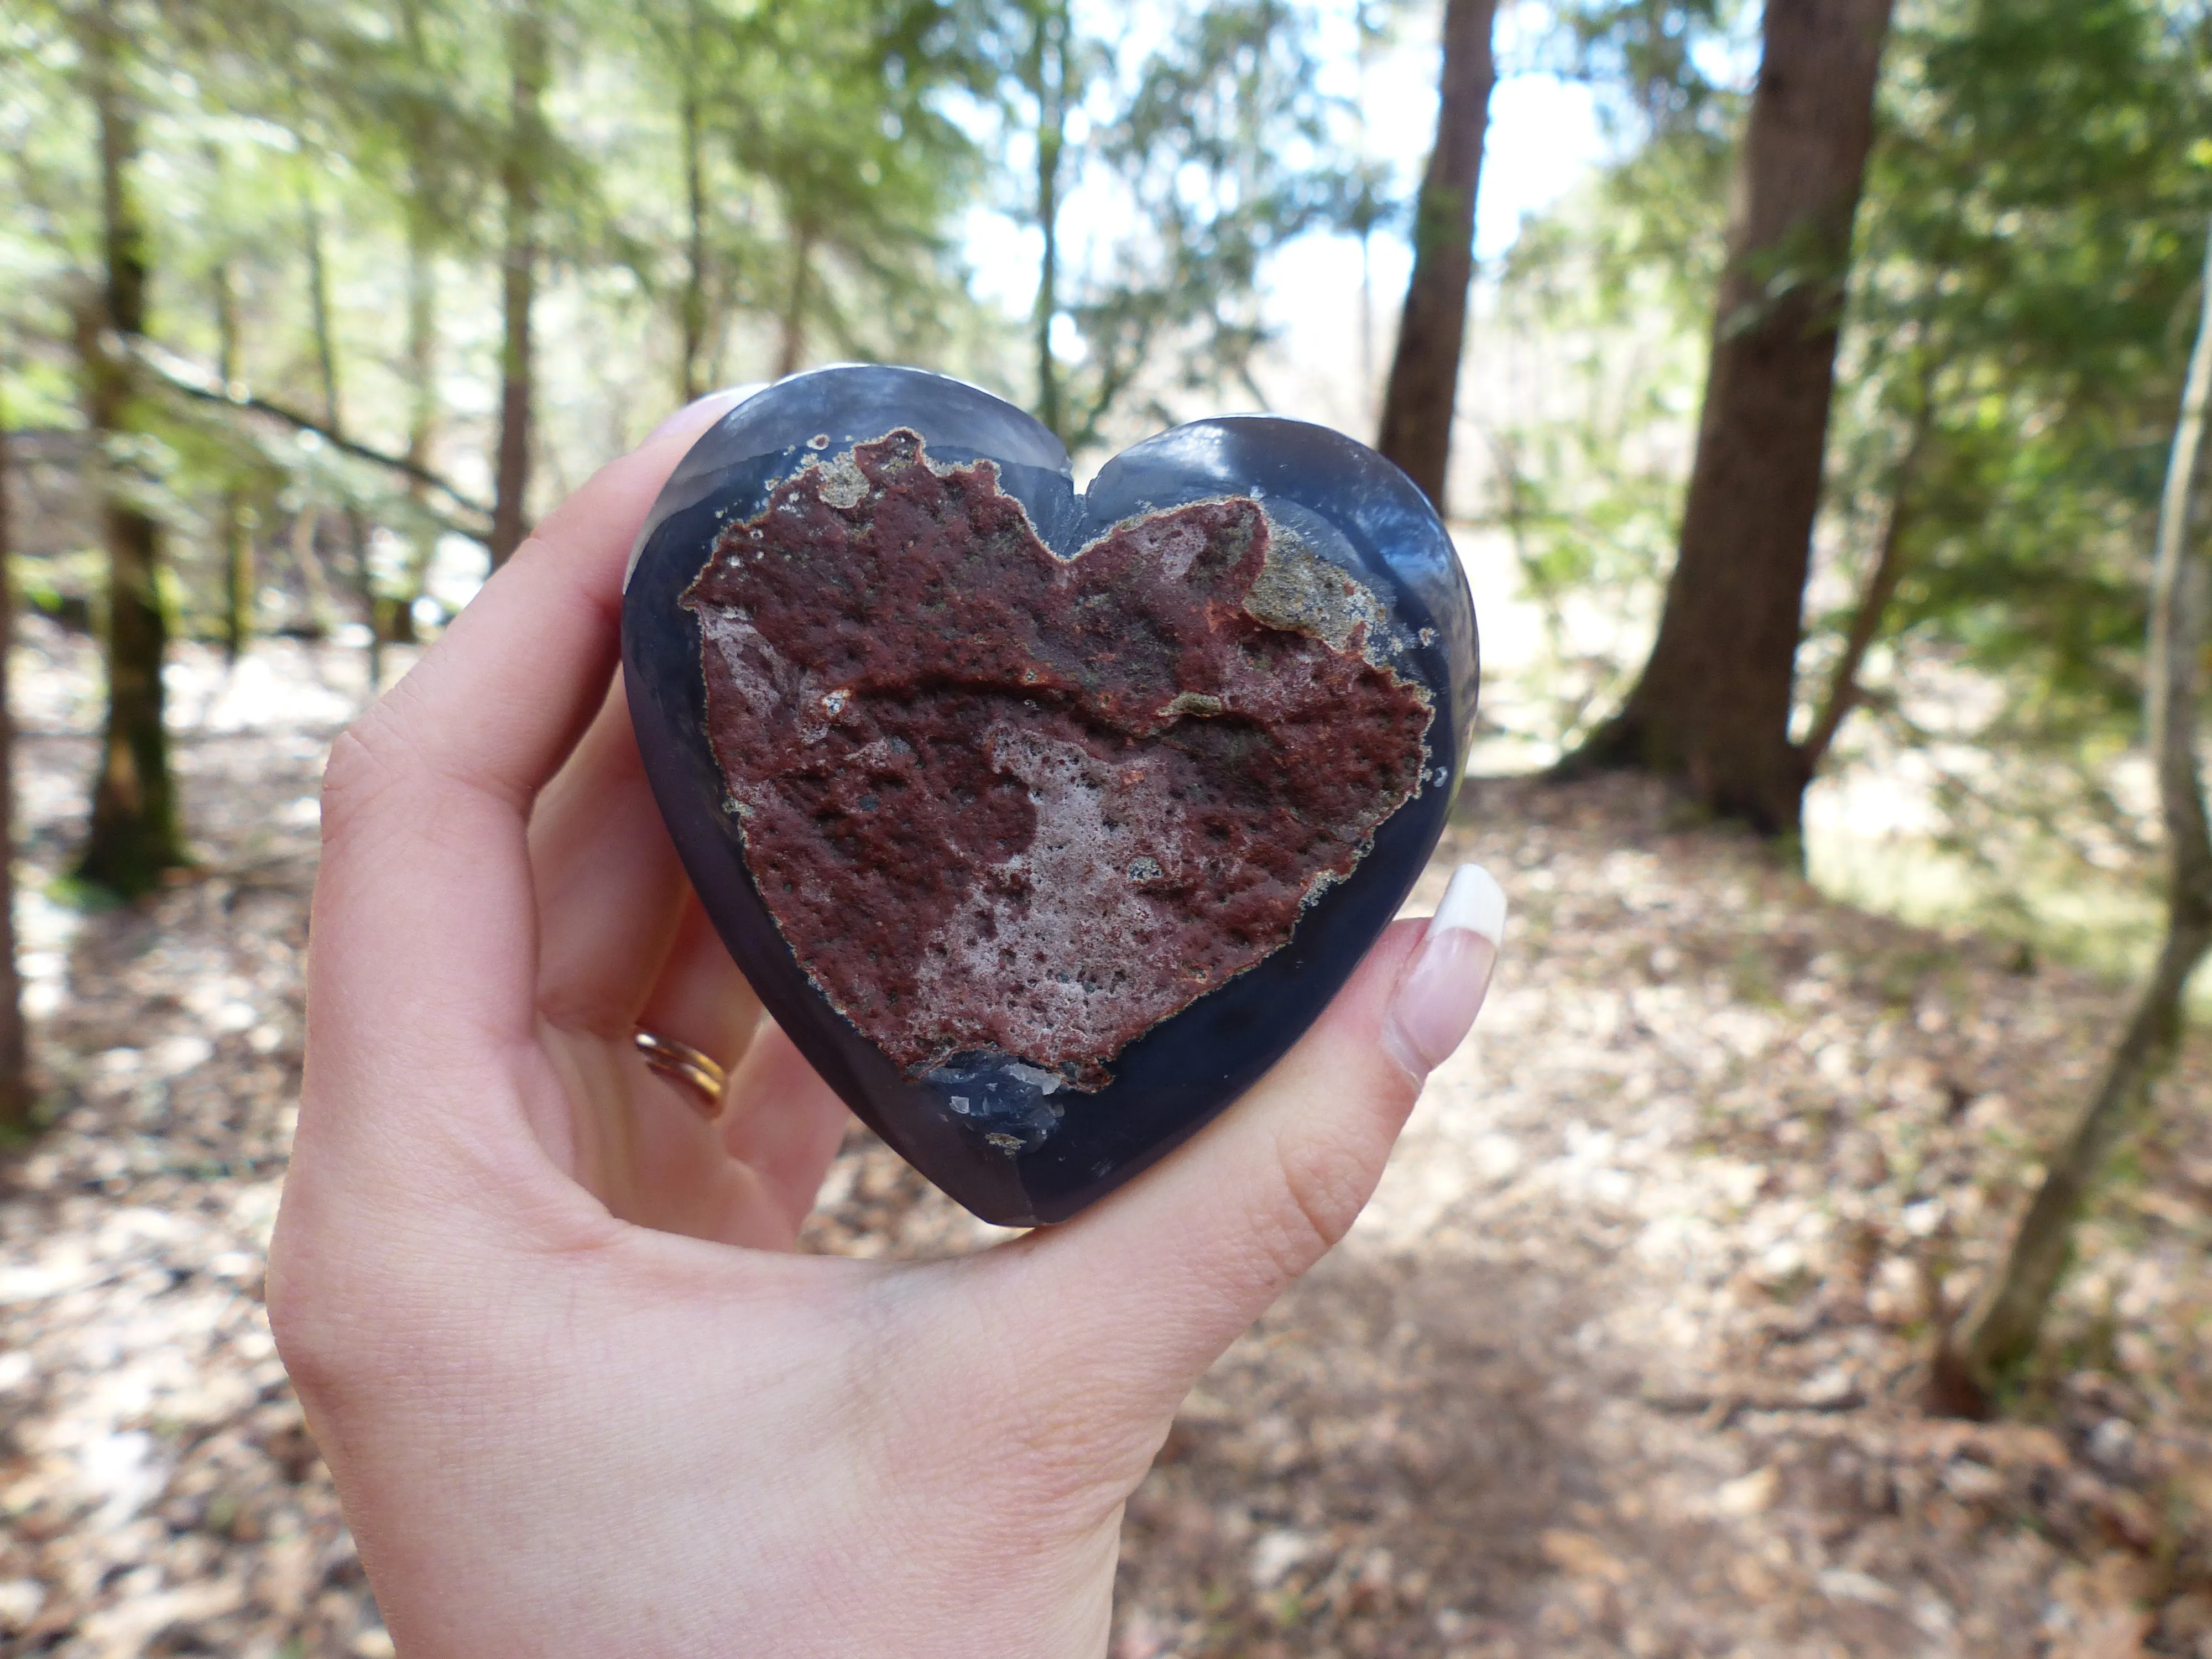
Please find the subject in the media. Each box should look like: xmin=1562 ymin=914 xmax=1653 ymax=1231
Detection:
xmin=316 ymin=718 xmax=410 ymax=843
xmin=263 ymin=1215 xmax=352 ymax=1406
xmin=319 ymin=677 xmax=472 ymax=852
xmin=1254 ymin=1062 xmax=1422 ymax=1286
xmin=267 ymin=1194 xmax=495 ymax=1415
xmin=1266 ymin=1114 xmax=1377 ymax=1270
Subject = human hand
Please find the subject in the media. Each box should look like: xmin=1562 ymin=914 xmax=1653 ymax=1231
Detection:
xmin=266 ymin=395 xmax=1506 ymax=1658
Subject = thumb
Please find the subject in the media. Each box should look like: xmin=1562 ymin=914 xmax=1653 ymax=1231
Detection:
xmin=990 ymin=863 xmax=1507 ymax=1411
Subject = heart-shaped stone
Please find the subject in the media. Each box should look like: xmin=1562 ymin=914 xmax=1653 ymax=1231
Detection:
xmin=624 ymin=367 xmax=1478 ymax=1225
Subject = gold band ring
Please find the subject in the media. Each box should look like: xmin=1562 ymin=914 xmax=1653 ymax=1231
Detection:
xmin=633 ymin=1028 xmax=728 ymax=1120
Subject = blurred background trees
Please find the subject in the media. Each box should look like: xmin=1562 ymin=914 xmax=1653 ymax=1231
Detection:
xmin=1376 ymin=0 xmax=1495 ymax=511
xmin=1566 ymin=0 xmax=1895 ymax=837
xmin=6 ymin=0 xmax=2212 ymax=1413
xmin=1485 ymin=0 xmax=2212 ymax=1407
xmin=0 ymin=0 xmax=1378 ymax=904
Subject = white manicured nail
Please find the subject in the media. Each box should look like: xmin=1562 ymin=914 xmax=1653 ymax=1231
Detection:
xmin=1384 ymin=863 xmax=1506 ymax=1078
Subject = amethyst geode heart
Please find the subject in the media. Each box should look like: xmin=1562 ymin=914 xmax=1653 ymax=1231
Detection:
xmin=623 ymin=367 xmax=1477 ymax=1224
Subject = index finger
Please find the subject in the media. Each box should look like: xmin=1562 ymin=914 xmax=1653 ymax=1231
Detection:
xmin=301 ymin=397 xmax=746 ymax=1173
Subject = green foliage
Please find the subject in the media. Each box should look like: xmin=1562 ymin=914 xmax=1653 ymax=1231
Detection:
xmin=621 ymin=0 xmax=985 ymax=392
xmin=0 ymin=0 xmax=1014 ymax=637
xmin=1846 ymin=0 xmax=2212 ymax=742
xmin=984 ymin=0 xmax=1366 ymax=452
xmin=1764 ymin=0 xmax=2212 ymax=962
xmin=1489 ymin=0 xmax=2212 ymax=932
xmin=1550 ymin=0 xmax=1750 ymax=138
xmin=1453 ymin=0 xmax=1753 ymax=750
xmin=1065 ymin=0 xmax=1359 ymax=446
xmin=1477 ymin=100 xmax=1731 ymax=747
xmin=0 ymin=0 xmax=1391 ymax=603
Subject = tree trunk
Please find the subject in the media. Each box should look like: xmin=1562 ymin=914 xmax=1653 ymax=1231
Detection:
xmin=1026 ymin=0 xmax=1070 ymax=441
xmin=1798 ymin=395 xmax=1933 ymax=776
xmin=1568 ymin=0 xmax=1895 ymax=838
xmin=491 ymin=1 xmax=547 ymax=568
xmin=1354 ymin=0 xmax=1379 ymax=419
xmin=76 ymin=15 xmax=186 ymax=898
xmin=293 ymin=505 xmax=336 ymax=637
xmin=395 ymin=197 xmax=439 ymax=644
xmin=773 ymin=222 xmax=816 ymax=381
xmin=392 ymin=0 xmax=436 ymax=643
xmin=302 ymin=185 xmax=383 ymax=693
xmin=0 ymin=387 xmax=31 ymax=1136
xmin=1375 ymin=0 xmax=1498 ymax=513
xmin=213 ymin=258 xmax=255 ymax=665
xmin=679 ymin=1 xmax=709 ymax=403
xmin=1929 ymin=220 xmax=2212 ymax=1418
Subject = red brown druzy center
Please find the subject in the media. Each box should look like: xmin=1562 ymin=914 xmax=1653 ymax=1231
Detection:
xmin=681 ymin=429 xmax=1433 ymax=1088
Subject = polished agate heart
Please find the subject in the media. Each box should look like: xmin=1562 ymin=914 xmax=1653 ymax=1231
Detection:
xmin=623 ymin=367 xmax=1478 ymax=1224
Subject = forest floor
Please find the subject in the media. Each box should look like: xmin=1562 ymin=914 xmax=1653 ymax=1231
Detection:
xmin=3 ymin=623 xmax=2212 ymax=1658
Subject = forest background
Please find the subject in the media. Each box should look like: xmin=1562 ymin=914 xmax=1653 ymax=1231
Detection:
xmin=10 ymin=0 xmax=2212 ymax=1651
xmin=16 ymin=0 xmax=2212 ymax=967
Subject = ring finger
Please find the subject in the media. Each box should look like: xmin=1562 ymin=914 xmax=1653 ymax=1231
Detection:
xmin=634 ymin=894 xmax=766 ymax=1097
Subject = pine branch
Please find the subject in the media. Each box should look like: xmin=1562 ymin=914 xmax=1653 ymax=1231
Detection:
xmin=129 ymin=336 xmax=494 ymax=539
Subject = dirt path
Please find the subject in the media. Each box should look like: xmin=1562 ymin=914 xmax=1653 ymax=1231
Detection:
xmin=1114 ymin=781 xmax=2212 ymax=1658
xmin=3 ymin=632 xmax=2210 ymax=1658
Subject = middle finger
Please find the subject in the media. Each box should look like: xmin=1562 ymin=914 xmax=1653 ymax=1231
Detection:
xmin=530 ymin=672 xmax=690 ymax=1036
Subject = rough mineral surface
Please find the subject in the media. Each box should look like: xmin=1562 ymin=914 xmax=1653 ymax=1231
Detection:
xmin=682 ymin=428 xmax=1433 ymax=1086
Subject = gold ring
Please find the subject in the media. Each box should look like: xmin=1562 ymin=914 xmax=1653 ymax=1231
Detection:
xmin=633 ymin=1029 xmax=728 ymax=1120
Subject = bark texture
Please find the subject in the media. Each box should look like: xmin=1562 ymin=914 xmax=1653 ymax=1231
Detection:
xmin=1929 ymin=222 xmax=2212 ymax=1418
xmin=303 ymin=189 xmax=382 ymax=692
xmin=77 ymin=18 xmax=187 ymax=898
xmin=774 ymin=224 xmax=816 ymax=382
xmin=1026 ymin=0 xmax=1071 ymax=441
xmin=490 ymin=2 xmax=547 ymax=568
xmin=679 ymin=124 xmax=708 ymax=397
xmin=0 ymin=398 xmax=29 ymax=1134
xmin=1798 ymin=398 xmax=1932 ymax=776
xmin=394 ymin=0 xmax=441 ymax=639
xmin=213 ymin=258 xmax=254 ymax=664
xmin=1572 ymin=0 xmax=1895 ymax=836
xmin=397 ymin=200 xmax=438 ymax=643
xmin=1375 ymin=0 xmax=1498 ymax=514
xmin=677 ymin=0 xmax=709 ymax=403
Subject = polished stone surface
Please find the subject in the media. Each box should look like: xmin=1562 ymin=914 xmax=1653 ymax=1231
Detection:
xmin=624 ymin=366 xmax=1478 ymax=1224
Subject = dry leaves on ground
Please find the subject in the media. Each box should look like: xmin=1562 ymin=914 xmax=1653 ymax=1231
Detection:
xmin=3 ymin=629 xmax=2211 ymax=1658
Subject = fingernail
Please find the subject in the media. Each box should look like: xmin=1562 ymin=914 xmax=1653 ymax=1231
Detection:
xmin=645 ymin=383 xmax=766 ymax=445
xmin=1384 ymin=863 xmax=1507 ymax=1078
